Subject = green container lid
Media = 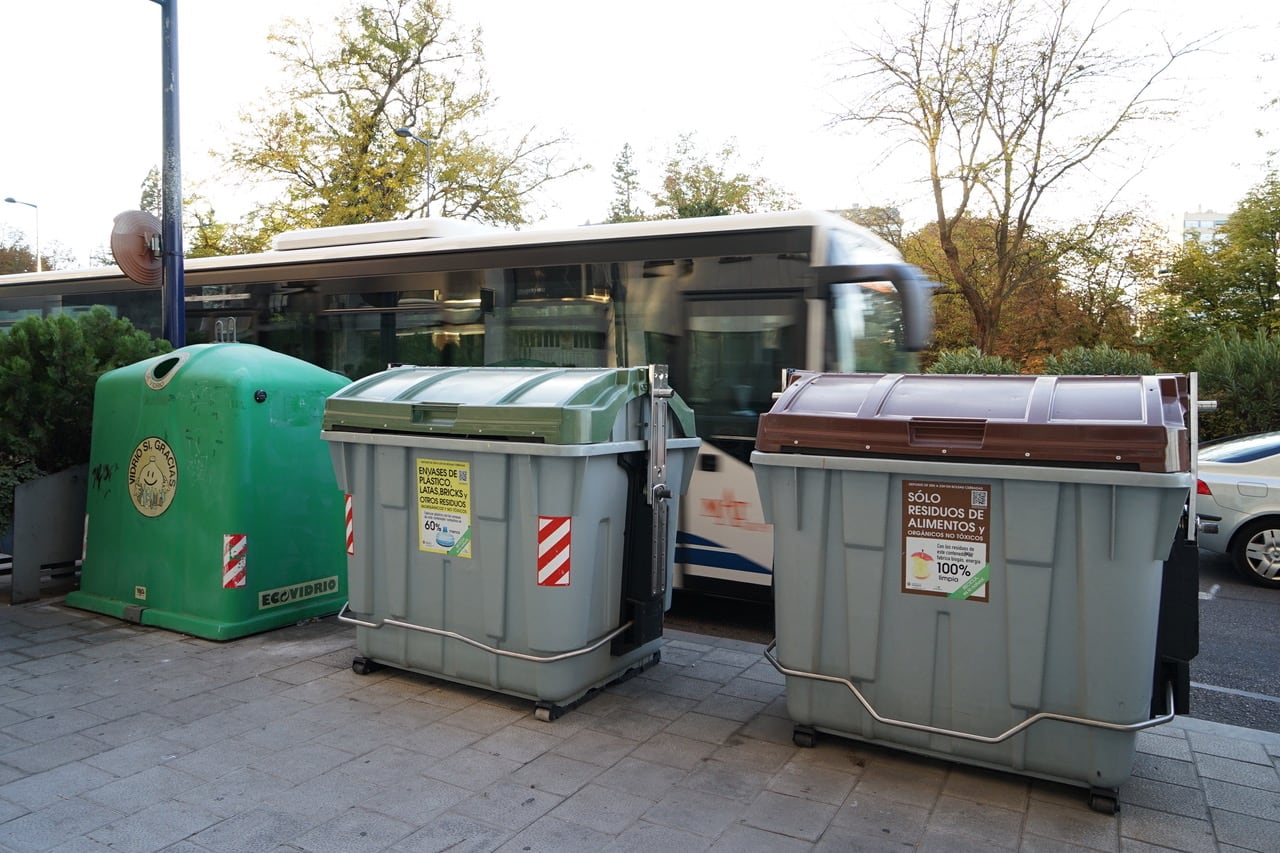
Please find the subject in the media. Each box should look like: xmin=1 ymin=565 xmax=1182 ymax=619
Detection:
xmin=323 ymin=366 xmax=695 ymax=445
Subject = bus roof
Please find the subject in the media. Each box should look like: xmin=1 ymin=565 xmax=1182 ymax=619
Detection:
xmin=0 ymin=209 xmax=898 ymax=287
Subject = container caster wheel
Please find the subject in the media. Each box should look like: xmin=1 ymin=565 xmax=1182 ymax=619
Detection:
xmin=1088 ymin=788 xmax=1119 ymax=815
xmin=793 ymin=725 xmax=817 ymax=748
xmin=534 ymin=703 xmax=562 ymax=722
xmin=351 ymin=656 xmax=381 ymax=676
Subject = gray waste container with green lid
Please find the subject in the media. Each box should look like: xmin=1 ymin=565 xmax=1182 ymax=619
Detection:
xmin=752 ymin=372 xmax=1193 ymax=812
xmin=323 ymin=364 xmax=699 ymax=719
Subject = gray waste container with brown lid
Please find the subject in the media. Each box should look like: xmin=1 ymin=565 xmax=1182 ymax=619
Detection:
xmin=323 ymin=364 xmax=699 ymax=720
xmin=752 ymin=372 xmax=1193 ymax=812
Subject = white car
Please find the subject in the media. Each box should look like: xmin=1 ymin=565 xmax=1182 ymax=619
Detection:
xmin=1195 ymin=431 xmax=1280 ymax=588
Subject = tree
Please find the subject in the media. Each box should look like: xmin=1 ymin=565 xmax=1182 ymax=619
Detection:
xmin=1144 ymin=172 xmax=1280 ymax=369
xmin=840 ymin=205 xmax=904 ymax=250
xmin=607 ymin=143 xmax=647 ymax=223
xmin=835 ymin=0 xmax=1206 ymax=352
xmin=1 ymin=228 xmax=39 ymax=274
xmin=650 ymin=134 xmax=796 ymax=219
xmin=221 ymin=0 xmax=584 ymax=232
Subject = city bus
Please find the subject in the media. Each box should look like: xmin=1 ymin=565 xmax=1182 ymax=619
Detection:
xmin=0 ymin=210 xmax=933 ymax=599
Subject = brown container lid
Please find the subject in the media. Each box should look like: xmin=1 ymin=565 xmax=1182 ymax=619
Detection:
xmin=754 ymin=373 xmax=1190 ymax=473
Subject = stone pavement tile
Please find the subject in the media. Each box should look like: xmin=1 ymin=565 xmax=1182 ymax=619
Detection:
xmin=1202 ymin=777 xmax=1280 ymax=821
xmin=4 ymin=687 xmax=102 ymax=719
xmin=1018 ymin=833 xmax=1114 ymax=852
xmin=80 ymin=710 xmax=178 ymax=748
xmin=165 ymin=739 xmax=258 ymax=782
xmin=768 ymin=760 xmax=857 ymax=806
xmin=1130 ymin=752 xmax=1200 ymax=788
xmin=360 ymin=775 xmax=471 ymax=824
xmin=1196 ymin=753 xmax=1280 ymax=791
xmin=1209 ymin=806 xmax=1280 ymax=853
xmin=940 ymin=765 xmax=1030 ymax=811
xmin=5 ymin=707 xmax=104 ymax=745
xmin=0 ymin=760 xmax=116 ymax=810
xmin=717 ymin=674 xmax=786 ymax=705
xmin=186 ymin=805 xmax=320 ymax=853
xmin=742 ymin=789 xmax=838 ymax=842
xmin=600 ymin=818 xmax=711 ymax=852
xmin=612 ymin=686 xmax=697 ymax=721
xmin=150 ymin=692 xmax=246 ymax=727
xmin=1187 ymin=730 xmax=1273 ymax=765
xmin=0 ymin=797 xmax=26 ymax=825
xmin=926 ymin=794 xmax=1024 ymax=849
xmin=80 ymin=764 xmax=204 ymax=816
xmin=738 ymin=710 xmax=798 ymax=746
xmin=815 ymin=822 xmax=928 ymax=852
xmin=81 ymin=735 xmax=192 ymax=778
xmin=389 ymin=721 xmax=483 ymax=759
xmin=647 ymin=673 xmax=722 ymax=701
xmin=1023 ymin=798 xmax=1119 ymax=852
xmin=174 ymin=766 xmax=300 ymax=819
xmin=1118 ymin=775 xmax=1209 ymax=820
xmin=830 ymin=789 xmax=929 ymax=846
xmin=701 ymin=646 xmax=763 ymax=669
xmin=450 ymin=780 xmax=563 ymax=831
xmin=420 ymin=747 xmax=523 ymax=792
xmin=262 ymin=659 xmax=337 ymax=687
xmin=709 ymin=822 xmax=815 ymax=852
xmin=509 ymin=751 xmax=603 ymax=797
xmin=680 ymin=660 xmax=753 ymax=685
xmin=441 ymin=701 xmax=529 ymax=735
xmin=550 ymin=727 xmax=639 ymax=768
xmin=693 ymin=691 xmax=766 ymax=723
xmin=245 ymin=740 xmax=360 ymax=785
xmin=0 ymin=798 xmax=122 ymax=851
xmin=472 ymin=724 xmax=560 ymax=764
xmin=494 ymin=814 xmax=615 ymax=853
xmin=265 ymin=771 xmax=382 ymax=817
xmin=711 ymin=732 xmax=795 ymax=772
xmin=0 ymin=733 xmax=105 ymax=774
xmin=642 ymin=785 xmax=748 ymax=839
xmin=629 ymin=731 xmax=716 ymax=771
xmin=786 ymin=738 xmax=869 ymax=776
xmin=663 ymin=711 xmax=742 ymax=745
xmin=291 ymin=806 xmax=418 ymax=853
xmin=586 ymin=708 xmax=670 ymax=742
xmin=1137 ymin=729 xmax=1193 ymax=762
xmin=918 ymin=823 xmax=1018 ymax=852
xmin=339 ymin=744 xmax=452 ymax=786
xmin=852 ymin=757 xmax=947 ymax=810
xmin=548 ymin=782 xmax=655 ymax=835
xmin=591 ymin=756 xmax=689 ymax=801
xmin=1118 ymin=804 xmax=1218 ymax=853
xmin=681 ymin=759 xmax=773 ymax=805
xmin=389 ymin=812 xmax=512 ymax=853
xmin=90 ymin=800 xmax=225 ymax=852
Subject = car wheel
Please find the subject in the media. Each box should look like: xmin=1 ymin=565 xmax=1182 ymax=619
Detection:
xmin=1230 ymin=518 xmax=1280 ymax=588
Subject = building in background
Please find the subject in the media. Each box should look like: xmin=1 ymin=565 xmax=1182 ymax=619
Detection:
xmin=1182 ymin=210 xmax=1230 ymax=242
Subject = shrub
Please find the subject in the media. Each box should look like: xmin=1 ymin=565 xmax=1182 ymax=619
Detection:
xmin=0 ymin=308 xmax=172 ymax=536
xmin=925 ymin=347 xmax=1022 ymax=374
xmin=1194 ymin=330 xmax=1280 ymax=441
xmin=1041 ymin=344 xmax=1157 ymax=375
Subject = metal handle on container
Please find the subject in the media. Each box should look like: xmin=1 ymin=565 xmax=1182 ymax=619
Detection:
xmin=648 ymin=364 xmax=673 ymax=600
xmin=763 ymin=640 xmax=1175 ymax=744
xmin=337 ymin=603 xmax=633 ymax=664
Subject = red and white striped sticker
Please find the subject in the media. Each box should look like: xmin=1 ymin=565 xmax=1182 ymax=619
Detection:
xmin=223 ymin=533 xmax=247 ymax=589
xmin=537 ymin=516 xmax=571 ymax=587
xmin=345 ymin=494 xmax=355 ymax=556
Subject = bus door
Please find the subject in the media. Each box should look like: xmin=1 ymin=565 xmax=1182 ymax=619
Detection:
xmin=674 ymin=289 xmax=805 ymax=597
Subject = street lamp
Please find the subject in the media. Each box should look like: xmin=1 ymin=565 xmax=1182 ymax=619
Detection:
xmin=3 ymin=197 xmax=40 ymax=272
xmin=394 ymin=126 xmax=434 ymax=217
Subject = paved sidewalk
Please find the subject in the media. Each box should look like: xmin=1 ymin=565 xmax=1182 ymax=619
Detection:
xmin=0 ymin=599 xmax=1277 ymax=852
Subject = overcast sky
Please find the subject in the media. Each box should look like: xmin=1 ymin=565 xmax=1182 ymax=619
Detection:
xmin=1 ymin=0 xmax=1276 ymax=266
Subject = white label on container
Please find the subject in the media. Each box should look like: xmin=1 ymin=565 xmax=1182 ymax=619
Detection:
xmin=902 ymin=480 xmax=990 ymax=602
xmin=416 ymin=458 xmax=472 ymax=558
